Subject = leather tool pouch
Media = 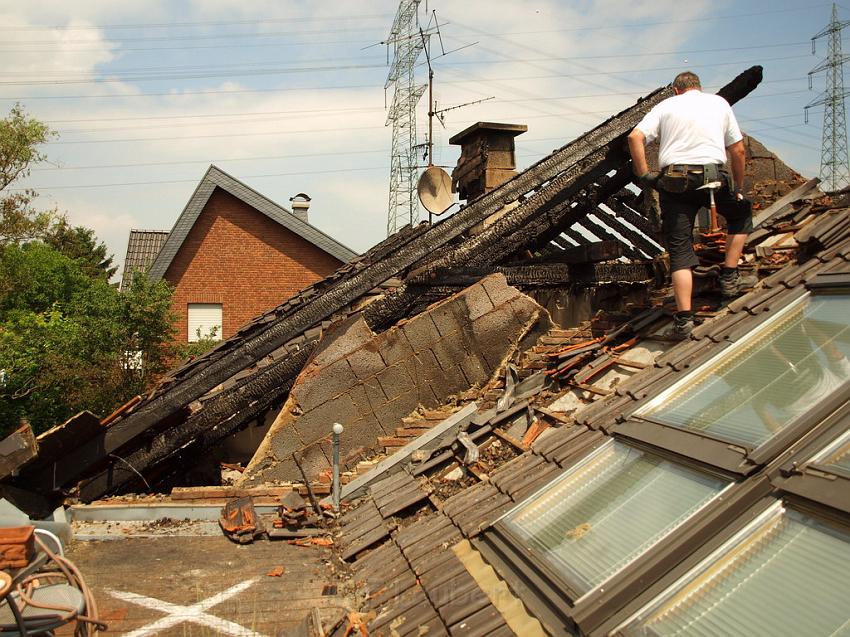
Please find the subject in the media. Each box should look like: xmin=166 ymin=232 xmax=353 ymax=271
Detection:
xmin=659 ymin=165 xmax=697 ymax=193
xmin=659 ymin=164 xmax=718 ymax=193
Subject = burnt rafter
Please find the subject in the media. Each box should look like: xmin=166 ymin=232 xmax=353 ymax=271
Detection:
xmin=21 ymin=67 xmax=763 ymax=496
xmin=75 ymin=344 xmax=317 ymax=500
xmin=405 ymin=261 xmax=654 ymax=288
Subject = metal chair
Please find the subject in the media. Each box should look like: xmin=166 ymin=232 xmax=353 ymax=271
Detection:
xmin=0 ymin=530 xmax=105 ymax=636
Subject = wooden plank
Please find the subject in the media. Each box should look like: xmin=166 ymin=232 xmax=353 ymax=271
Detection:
xmin=32 ymin=411 xmax=101 ymax=468
xmin=333 ymin=403 xmax=478 ymax=502
xmin=0 ymin=423 xmax=37 ymax=480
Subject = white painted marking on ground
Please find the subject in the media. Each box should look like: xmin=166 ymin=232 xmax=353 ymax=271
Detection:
xmin=107 ymin=578 xmax=265 ymax=637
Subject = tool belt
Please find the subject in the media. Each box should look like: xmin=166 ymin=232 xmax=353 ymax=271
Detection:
xmin=659 ymin=163 xmax=723 ymax=193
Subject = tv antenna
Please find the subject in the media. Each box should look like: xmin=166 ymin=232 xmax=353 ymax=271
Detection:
xmin=415 ymin=11 xmax=492 ymax=222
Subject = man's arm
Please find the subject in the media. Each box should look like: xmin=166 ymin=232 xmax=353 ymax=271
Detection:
xmin=627 ymin=129 xmax=650 ymax=176
xmin=727 ymin=139 xmax=746 ymax=194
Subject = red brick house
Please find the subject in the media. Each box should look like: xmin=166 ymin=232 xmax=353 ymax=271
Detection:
xmin=121 ymin=165 xmax=357 ymax=342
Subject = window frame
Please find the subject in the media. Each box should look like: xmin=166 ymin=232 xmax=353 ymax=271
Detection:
xmin=606 ymin=496 xmax=850 ymax=637
xmin=773 ymin=399 xmax=850 ymax=515
xmin=482 ymin=438 xmax=770 ymax=636
xmin=615 ymin=290 xmax=850 ymax=475
xmin=187 ymin=302 xmax=223 ymax=343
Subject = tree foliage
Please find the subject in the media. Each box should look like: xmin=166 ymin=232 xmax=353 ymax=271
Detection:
xmin=43 ymin=218 xmax=117 ymax=280
xmin=0 ymin=104 xmax=59 ymax=246
xmin=0 ymin=243 xmax=177 ymax=436
xmin=0 ymin=105 xmax=179 ymax=437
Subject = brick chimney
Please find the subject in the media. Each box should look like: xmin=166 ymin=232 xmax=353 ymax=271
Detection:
xmin=449 ymin=122 xmax=527 ymax=201
xmin=289 ymin=193 xmax=311 ymax=223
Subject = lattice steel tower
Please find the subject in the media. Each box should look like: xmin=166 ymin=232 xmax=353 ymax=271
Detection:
xmin=807 ymin=3 xmax=850 ymax=191
xmin=385 ymin=0 xmax=427 ymax=236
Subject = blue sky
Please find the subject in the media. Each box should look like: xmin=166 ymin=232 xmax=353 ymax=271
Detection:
xmin=0 ymin=1 xmax=840 ymax=276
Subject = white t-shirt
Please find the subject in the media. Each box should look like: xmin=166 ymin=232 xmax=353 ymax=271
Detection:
xmin=635 ymin=89 xmax=743 ymax=169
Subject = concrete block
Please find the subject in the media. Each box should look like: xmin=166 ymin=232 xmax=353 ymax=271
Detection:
xmin=348 ymin=384 xmax=374 ymax=418
xmin=347 ymin=344 xmax=387 ymax=381
xmin=339 ymin=413 xmax=389 ymax=460
xmin=307 ymin=314 xmax=374 ymax=369
xmin=400 ymin=314 xmax=442 ymax=353
xmin=416 ymin=379 xmax=441 ymax=409
xmin=430 ymin=352 xmax=470 ymax=398
xmin=508 ymin=295 xmax=540 ymax=327
xmin=295 ymin=441 xmax=330 ymax=479
xmin=481 ymin=273 xmax=521 ymax=307
xmin=373 ymin=392 xmax=420 ymax=431
xmin=296 ymin=393 xmax=360 ymax=445
xmin=461 ymin=282 xmax=496 ymax=321
xmin=377 ymin=328 xmax=415 ymax=366
xmin=268 ymin=426 xmax=304 ymax=465
xmin=471 ymin=311 xmax=519 ymax=371
xmin=431 ymin=336 xmax=470 ymax=372
xmin=411 ymin=349 xmax=443 ymax=384
xmin=361 ymin=378 xmax=389 ymax=413
xmin=460 ymin=352 xmax=491 ymax=387
xmin=376 ymin=363 xmax=416 ymax=401
xmin=429 ymin=298 xmax=470 ymax=338
xmin=290 ymin=357 xmax=357 ymax=413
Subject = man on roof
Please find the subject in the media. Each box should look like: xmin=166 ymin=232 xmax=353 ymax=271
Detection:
xmin=627 ymin=70 xmax=754 ymax=339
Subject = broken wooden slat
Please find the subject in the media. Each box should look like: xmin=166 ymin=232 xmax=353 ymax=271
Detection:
xmin=0 ymin=423 xmax=37 ymax=480
xmin=73 ymin=346 xmax=313 ymax=500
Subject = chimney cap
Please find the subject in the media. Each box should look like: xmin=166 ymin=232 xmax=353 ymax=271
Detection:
xmin=290 ymin=192 xmax=311 ymax=202
xmin=449 ymin=122 xmax=527 ymax=146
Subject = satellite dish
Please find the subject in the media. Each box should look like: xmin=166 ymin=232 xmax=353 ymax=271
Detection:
xmin=417 ymin=165 xmax=454 ymax=215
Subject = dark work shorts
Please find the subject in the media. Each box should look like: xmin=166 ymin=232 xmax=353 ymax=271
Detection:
xmin=659 ymin=171 xmax=753 ymax=272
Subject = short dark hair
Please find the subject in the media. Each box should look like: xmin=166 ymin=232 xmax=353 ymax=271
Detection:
xmin=672 ymin=71 xmax=701 ymax=91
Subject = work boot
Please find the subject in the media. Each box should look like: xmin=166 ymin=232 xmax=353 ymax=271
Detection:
xmin=667 ymin=311 xmax=694 ymax=341
xmin=719 ymin=267 xmax=757 ymax=299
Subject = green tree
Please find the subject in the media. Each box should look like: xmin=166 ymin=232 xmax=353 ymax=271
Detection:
xmin=0 ymin=105 xmax=179 ymax=437
xmin=0 ymin=243 xmax=177 ymax=436
xmin=0 ymin=104 xmax=59 ymax=246
xmin=43 ymin=218 xmax=117 ymax=280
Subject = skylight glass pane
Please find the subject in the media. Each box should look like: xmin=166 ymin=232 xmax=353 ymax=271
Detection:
xmin=502 ymin=441 xmax=729 ymax=595
xmin=812 ymin=429 xmax=850 ymax=475
xmin=641 ymin=294 xmax=850 ymax=448
xmin=622 ymin=507 xmax=850 ymax=637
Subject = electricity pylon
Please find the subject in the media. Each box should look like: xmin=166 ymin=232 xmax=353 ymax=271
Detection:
xmin=385 ymin=0 xmax=427 ymax=236
xmin=807 ymin=3 xmax=850 ymax=191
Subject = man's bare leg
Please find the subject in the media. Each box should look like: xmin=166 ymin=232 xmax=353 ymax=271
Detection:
xmin=672 ymin=268 xmax=693 ymax=312
xmin=724 ymin=233 xmax=747 ymax=267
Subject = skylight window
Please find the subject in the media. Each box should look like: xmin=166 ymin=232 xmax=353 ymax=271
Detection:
xmin=500 ymin=441 xmax=730 ymax=597
xmin=811 ymin=428 xmax=850 ymax=476
xmin=640 ymin=293 xmax=850 ymax=449
xmin=617 ymin=503 xmax=850 ymax=636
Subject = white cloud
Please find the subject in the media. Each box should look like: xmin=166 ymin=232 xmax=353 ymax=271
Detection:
xmin=0 ymin=0 xmax=819 ymax=282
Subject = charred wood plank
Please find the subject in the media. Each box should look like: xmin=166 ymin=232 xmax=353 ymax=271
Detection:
xmin=569 ymin=261 xmax=657 ymax=284
xmin=408 ymin=264 xmax=572 ymax=287
xmin=75 ymin=344 xmax=316 ymax=500
xmin=605 ymin=196 xmax=662 ymax=245
xmin=562 ymin=227 xmax=591 ymax=245
xmin=591 ymin=207 xmax=661 ymax=258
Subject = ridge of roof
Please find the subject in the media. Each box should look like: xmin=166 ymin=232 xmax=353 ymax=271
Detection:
xmin=147 ymin=165 xmax=358 ymax=281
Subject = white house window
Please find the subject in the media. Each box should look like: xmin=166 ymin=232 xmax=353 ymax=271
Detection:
xmin=187 ymin=303 xmax=222 ymax=342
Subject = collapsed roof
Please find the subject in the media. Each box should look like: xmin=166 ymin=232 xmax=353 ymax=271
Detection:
xmin=11 ymin=65 xmax=770 ymax=503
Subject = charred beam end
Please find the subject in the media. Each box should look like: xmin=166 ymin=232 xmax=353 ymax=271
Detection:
xmin=75 ymin=344 xmax=316 ymax=501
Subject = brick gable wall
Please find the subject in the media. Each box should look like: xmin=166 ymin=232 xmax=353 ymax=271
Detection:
xmin=164 ymin=187 xmax=343 ymax=341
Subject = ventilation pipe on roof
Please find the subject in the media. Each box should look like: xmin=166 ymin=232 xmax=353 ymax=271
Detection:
xmin=290 ymin=193 xmax=311 ymax=223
